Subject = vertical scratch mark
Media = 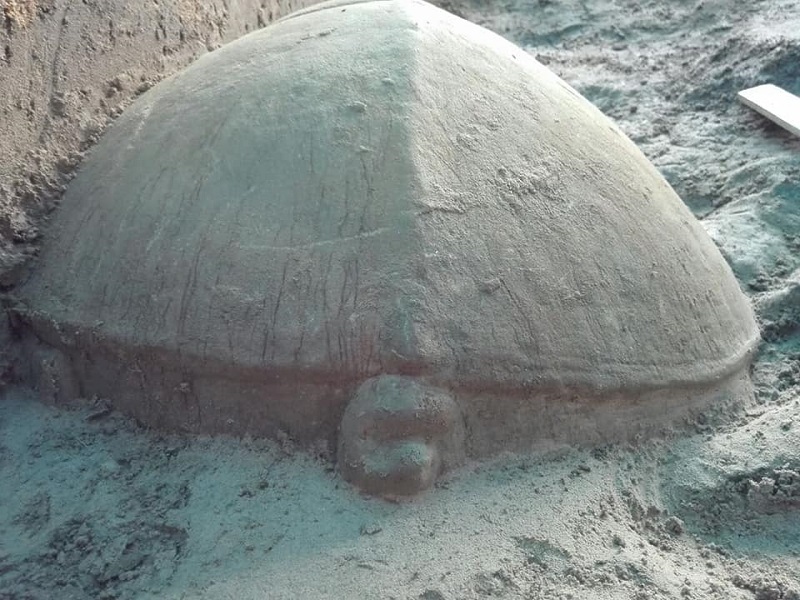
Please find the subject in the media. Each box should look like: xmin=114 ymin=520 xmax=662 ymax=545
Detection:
xmin=322 ymin=252 xmax=334 ymax=363
xmin=338 ymin=175 xmax=351 ymax=237
xmin=177 ymin=229 xmax=206 ymax=339
xmin=267 ymin=260 xmax=290 ymax=361
xmin=294 ymin=265 xmax=311 ymax=363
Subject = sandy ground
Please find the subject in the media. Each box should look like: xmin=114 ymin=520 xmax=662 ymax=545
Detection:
xmin=1 ymin=0 xmax=800 ymax=598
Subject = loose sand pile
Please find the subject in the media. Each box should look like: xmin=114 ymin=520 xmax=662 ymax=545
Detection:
xmin=1 ymin=0 xmax=799 ymax=599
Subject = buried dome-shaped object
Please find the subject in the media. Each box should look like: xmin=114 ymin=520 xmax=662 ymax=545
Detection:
xmin=14 ymin=0 xmax=759 ymax=497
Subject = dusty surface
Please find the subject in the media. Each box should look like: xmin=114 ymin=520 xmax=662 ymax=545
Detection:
xmin=1 ymin=0 xmax=800 ymax=599
xmin=0 ymin=0 xmax=316 ymax=287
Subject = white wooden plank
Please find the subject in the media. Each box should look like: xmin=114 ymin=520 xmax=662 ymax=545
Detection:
xmin=737 ymin=83 xmax=800 ymax=138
